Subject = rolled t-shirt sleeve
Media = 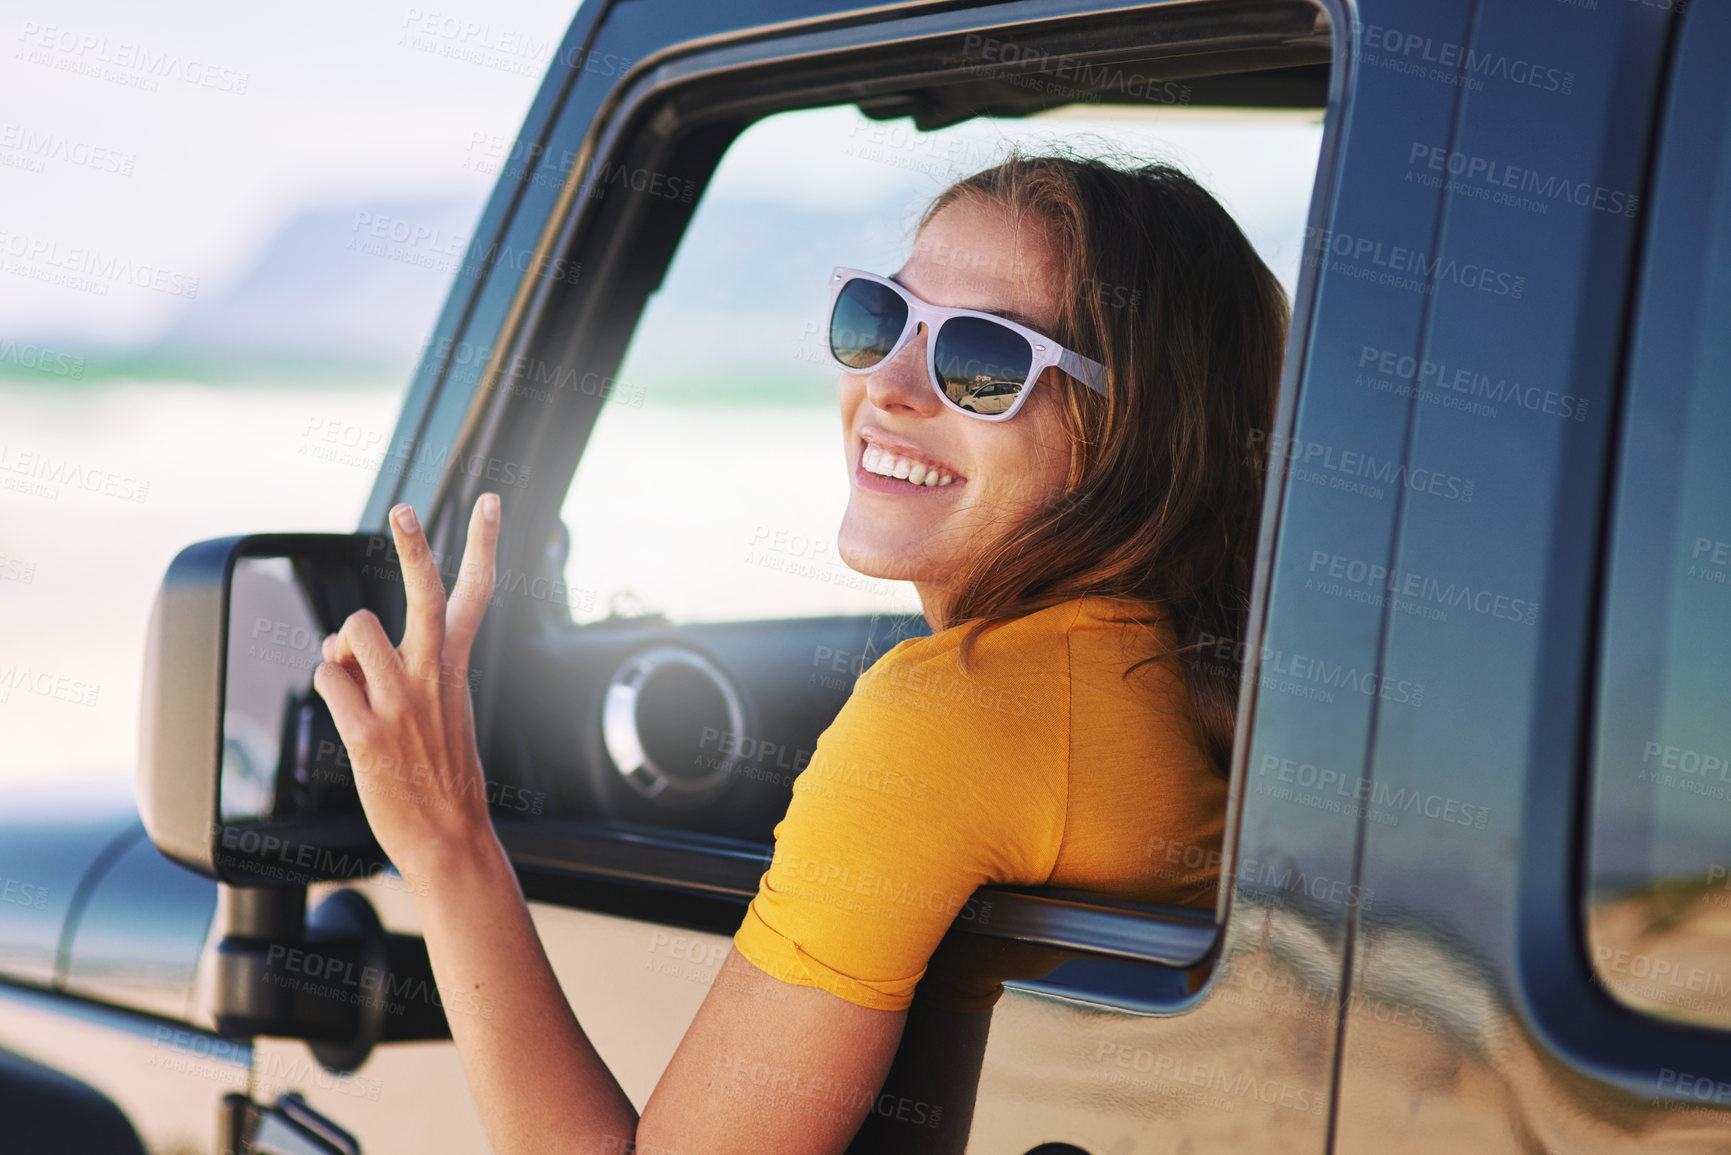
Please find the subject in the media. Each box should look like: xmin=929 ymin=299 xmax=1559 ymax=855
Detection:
xmin=732 ymin=634 xmax=1069 ymax=1011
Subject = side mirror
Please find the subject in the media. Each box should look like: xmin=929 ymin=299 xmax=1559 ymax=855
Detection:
xmin=139 ymin=532 xmax=454 ymax=1065
xmin=138 ymin=533 xmax=408 ymax=887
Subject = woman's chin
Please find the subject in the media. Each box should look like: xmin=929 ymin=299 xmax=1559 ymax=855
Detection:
xmin=836 ymin=534 xmax=943 ymax=585
xmin=842 ymin=555 xmax=930 ymax=584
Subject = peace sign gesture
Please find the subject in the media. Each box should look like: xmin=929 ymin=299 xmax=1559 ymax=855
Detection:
xmin=313 ymin=493 xmax=502 ymax=879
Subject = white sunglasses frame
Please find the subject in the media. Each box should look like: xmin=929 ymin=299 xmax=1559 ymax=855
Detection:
xmin=826 ymin=266 xmax=1109 ymax=422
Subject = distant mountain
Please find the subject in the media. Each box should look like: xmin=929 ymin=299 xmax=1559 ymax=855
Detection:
xmin=136 ymin=192 xmax=901 ymax=379
xmin=150 ymin=198 xmax=482 ymax=367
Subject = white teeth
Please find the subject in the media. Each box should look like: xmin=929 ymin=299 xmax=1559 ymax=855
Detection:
xmin=860 ymin=441 xmax=960 ymax=485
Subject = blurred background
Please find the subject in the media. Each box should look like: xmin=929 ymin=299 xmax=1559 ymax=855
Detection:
xmin=0 ymin=0 xmax=575 ymax=792
xmin=0 ymin=0 xmax=1323 ymax=799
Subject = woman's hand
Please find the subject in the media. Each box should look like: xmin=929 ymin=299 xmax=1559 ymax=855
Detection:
xmin=313 ymin=494 xmax=501 ymax=879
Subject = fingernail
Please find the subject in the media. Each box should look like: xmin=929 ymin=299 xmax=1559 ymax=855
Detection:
xmin=392 ymin=504 xmax=419 ymax=534
xmin=481 ymin=493 xmax=499 ymax=522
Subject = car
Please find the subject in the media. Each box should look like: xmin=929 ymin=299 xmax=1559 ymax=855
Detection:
xmin=3 ymin=0 xmax=1730 ymax=1151
xmin=954 ymin=378 xmax=1022 ymax=415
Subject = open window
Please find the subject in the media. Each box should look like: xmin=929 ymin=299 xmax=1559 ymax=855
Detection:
xmin=460 ymin=0 xmax=1336 ymax=993
xmin=558 ymin=100 xmax=1323 ymax=630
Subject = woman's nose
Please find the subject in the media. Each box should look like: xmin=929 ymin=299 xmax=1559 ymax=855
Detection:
xmin=865 ymin=323 xmax=941 ymax=415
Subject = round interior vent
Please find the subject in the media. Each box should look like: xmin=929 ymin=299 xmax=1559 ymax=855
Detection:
xmin=602 ymin=646 xmax=745 ymax=805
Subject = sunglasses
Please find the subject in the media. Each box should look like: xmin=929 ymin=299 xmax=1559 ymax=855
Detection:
xmin=826 ymin=267 xmax=1108 ymax=421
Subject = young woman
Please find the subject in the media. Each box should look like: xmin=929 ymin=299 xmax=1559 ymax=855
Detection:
xmin=314 ymin=152 xmax=1289 ymax=1154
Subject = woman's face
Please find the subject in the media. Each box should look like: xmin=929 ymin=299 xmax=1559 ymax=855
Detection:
xmin=836 ymin=197 xmax=1074 ymax=620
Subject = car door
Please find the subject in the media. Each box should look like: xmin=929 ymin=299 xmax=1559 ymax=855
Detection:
xmin=1325 ymin=0 xmax=1731 ymax=1148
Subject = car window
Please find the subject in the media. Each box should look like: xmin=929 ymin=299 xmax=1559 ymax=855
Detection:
xmin=1584 ymin=0 xmax=1731 ymax=1032
xmin=556 ymin=103 xmax=1324 ymax=625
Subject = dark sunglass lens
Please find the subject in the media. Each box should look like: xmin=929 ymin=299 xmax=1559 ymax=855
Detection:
xmin=934 ymin=317 xmax=1034 ymax=416
xmin=830 ymin=279 xmax=908 ymax=369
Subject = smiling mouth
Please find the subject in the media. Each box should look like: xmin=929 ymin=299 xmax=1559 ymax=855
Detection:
xmin=859 ymin=442 xmax=962 ymax=487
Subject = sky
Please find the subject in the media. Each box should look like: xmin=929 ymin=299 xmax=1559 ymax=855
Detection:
xmin=0 ymin=1 xmax=1324 ymax=353
xmin=1 ymin=0 xmax=579 ymax=346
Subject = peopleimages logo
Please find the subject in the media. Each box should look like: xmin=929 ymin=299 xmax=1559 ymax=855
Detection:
xmin=1254 ymin=753 xmax=1491 ymax=831
xmin=1407 ymin=143 xmax=1638 ymax=217
xmin=1360 ymin=24 xmax=1575 ymax=94
xmin=15 ymin=21 xmax=252 ymax=95
xmin=1303 ymin=226 xmax=1525 ymax=298
xmin=1249 ymin=428 xmax=1475 ymax=503
xmin=209 ymin=823 xmax=430 ymax=893
xmin=1307 ymin=550 xmax=1540 ymax=626
xmin=1094 ymin=1044 xmax=1326 ymax=1115
xmin=0 ymin=123 xmax=136 ymax=175
xmin=957 ymin=33 xmax=1192 ymax=105
xmin=0 ymin=664 xmax=99 ymax=707
xmin=264 ymin=943 xmax=493 ymax=1020
xmin=0 ymin=338 xmax=84 ymax=378
xmin=0 ymin=229 xmax=199 ymax=298
xmin=0 ymin=443 xmax=148 ymax=502
xmin=0 ymin=878 xmax=48 ymax=910
xmin=1356 ymin=345 xmax=1589 ymax=422
xmin=1193 ymin=632 xmax=1426 ymax=707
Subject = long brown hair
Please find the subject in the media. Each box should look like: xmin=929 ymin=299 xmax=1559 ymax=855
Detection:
xmin=925 ymin=153 xmax=1289 ymax=776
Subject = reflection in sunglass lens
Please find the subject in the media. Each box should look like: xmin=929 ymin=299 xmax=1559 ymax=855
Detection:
xmin=830 ymin=279 xmax=909 ymax=369
xmin=934 ymin=317 xmax=1034 ymax=416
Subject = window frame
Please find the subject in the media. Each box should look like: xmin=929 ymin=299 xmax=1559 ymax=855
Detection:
xmin=430 ymin=0 xmax=1343 ymax=979
xmin=1489 ymin=0 xmax=1731 ymax=1094
xmin=1569 ymin=0 xmax=1731 ymax=1045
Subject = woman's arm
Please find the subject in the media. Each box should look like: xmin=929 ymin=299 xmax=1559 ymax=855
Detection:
xmin=314 ymin=496 xmax=905 ymax=1155
xmin=393 ymin=825 xmax=906 ymax=1154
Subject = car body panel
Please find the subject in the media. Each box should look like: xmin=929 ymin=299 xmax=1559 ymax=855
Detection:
xmin=0 ymin=981 xmax=249 ymax=1155
xmin=0 ymin=797 xmax=138 ymax=990
xmin=62 ymin=833 xmax=218 ymax=1023
xmin=1336 ymin=1 xmax=1731 ymax=1150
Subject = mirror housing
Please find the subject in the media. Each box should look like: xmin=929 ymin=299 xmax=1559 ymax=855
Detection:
xmin=138 ymin=532 xmax=407 ymax=886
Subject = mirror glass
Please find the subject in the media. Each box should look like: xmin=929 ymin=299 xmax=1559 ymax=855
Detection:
xmin=215 ymin=541 xmax=404 ymax=879
xmin=223 ymin=556 xmax=347 ymax=823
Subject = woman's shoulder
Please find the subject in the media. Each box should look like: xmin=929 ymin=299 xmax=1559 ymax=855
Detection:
xmin=872 ymin=598 xmax=1093 ymax=661
xmin=854 ymin=595 xmax=1181 ymax=705
xmin=863 ymin=596 xmax=1143 ymax=671
xmin=1065 ymin=596 xmax=1191 ymax=692
xmin=853 ymin=599 xmax=1088 ymax=721
xmin=1067 ymin=594 xmax=1180 ymax=642
xmin=785 ymin=605 xmax=1077 ymax=903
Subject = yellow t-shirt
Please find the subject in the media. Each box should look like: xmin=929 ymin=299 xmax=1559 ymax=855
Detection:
xmin=731 ymin=595 xmax=1228 ymax=1012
